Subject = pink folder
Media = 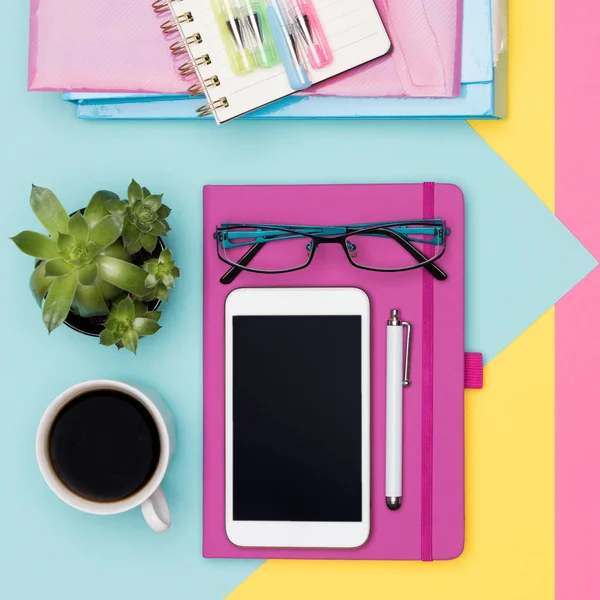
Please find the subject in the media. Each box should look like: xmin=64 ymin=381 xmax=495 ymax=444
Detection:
xmin=28 ymin=0 xmax=463 ymax=98
xmin=203 ymin=183 xmax=478 ymax=561
xmin=309 ymin=0 xmax=464 ymax=98
xmin=28 ymin=0 xmax=184 ymax=93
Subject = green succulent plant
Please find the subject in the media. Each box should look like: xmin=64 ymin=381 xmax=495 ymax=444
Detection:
xmin=100 ymin=297 xmax=162 ymax=354
xmin=120 ymin=179 xmax=171 ymax=254
xmin=12 ymin=186 xmax=150 ymax=333
xmin=142 ymin=248 xmax=181 ymax=303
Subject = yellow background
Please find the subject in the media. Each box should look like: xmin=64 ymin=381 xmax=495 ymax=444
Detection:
xmin=229 ymin=2 xmax=556 ymax=598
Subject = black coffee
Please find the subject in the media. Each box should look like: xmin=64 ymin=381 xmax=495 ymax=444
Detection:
xmin=49 ymin=389 xmax=161 ymax=502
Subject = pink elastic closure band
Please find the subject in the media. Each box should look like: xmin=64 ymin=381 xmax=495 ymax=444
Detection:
xmin=421 ymin=182 xmax=435 ymax=562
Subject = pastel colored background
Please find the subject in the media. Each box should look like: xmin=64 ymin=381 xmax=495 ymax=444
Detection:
xmin=556 ymin=1 xmax=600 ymax=599
xmin=0 ymin=2 xmax=596 ymax=600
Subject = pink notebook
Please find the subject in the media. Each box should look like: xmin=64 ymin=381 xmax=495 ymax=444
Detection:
xmin=203 ymin=183 xmax=479 ymax=561
xmin=28 ymin=0 xmax=462 ymax=98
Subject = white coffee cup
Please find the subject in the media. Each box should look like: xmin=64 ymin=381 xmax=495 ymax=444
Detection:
xmin=36 ymin=380 xmax=175 ymax=533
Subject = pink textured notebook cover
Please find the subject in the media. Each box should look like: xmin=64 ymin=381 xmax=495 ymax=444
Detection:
xmin=310 ymin=0 xmax=463 ymax=98
xmin=202 ymin=183 xmax=465 ymax=560
xmin=28 ymin=0 xmax=184 ymax=93
xmin=28 ymin=0 xmax=462 ymax=98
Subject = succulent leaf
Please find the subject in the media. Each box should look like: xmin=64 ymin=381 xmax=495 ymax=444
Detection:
xmin=77 ymin=263 xmax=98 ymax=286
xmin=133 ymin=317 xmax=161 ymax=336
xmin=74 ymin=283 xmax=108 ymax=317
xmin=127 ymin=180 xmax=143 ymax=205
xmin=86 ymin=242 xmax=100 ymax=260
xmin=57 ymin=232 xmax=75 ymax=252
xmin=11 ymin=231 xmax=59 ymax=259
xmin=117 ymin=296 xmax=135 ymax=321
xmin=144 ymin=273 xmax=158 ymax=288
xmin=155 ymin=283 xmax=169 ymax=303
xmin=160 ymin=248 xmax=172 ymax=261
xmin=30 ymin=262 xmax=53 ymax=306
xmin=156 ymin=204 xmax=171 ymax=220
xmin=122 ymin=330 xmax=139 ymax=354
xmin=90 ymin=215 xmax=124 ymax=250
xmin=144 ymin=194 xmax=163 ymax=211
xmin=150 ymin=221 xmax=167 ymax=236
xmin=84 ymin=190 xmax=117 ymax=228
xmin=134 ymin=301 xmax=147 ymax=318
xmin=42 ymin=271 xmax=78 ymax=333
xmin=30 ymin=185 xmax=69 ymax=239
xmin=100 ymin=241 xmax=131 ymax=262
xmin=96 ymin=256 xmax=150 ymax=297
xmin=126 ymin=239 xmax=143 ymax=254
xmin=67 ymin=212 xmax=90 ymax=242
xmin=104 ymin=318 xmax=119 ymax=331
xmin=106 ymin=199 xmax=126 ymax=216
xmin=122 ymin=220 xmax=140 ymax=246
xmin=96 ymin=281 xmax=121 ymax=302
xmin=45 ymin=258 xmax=74 ymax=277
xmin=144 ymin=261 xmax=159 ymax=275
xmin=140 ymin=232 xmax=157 ymax=252
xmin=134 ymin=218 xmax=152 ymax=234
xmin=99 ymin=330 xmax=115 ymax=346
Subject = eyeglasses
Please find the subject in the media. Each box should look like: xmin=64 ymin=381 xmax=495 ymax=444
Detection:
xmin=215 ymin=220 xmax=450 ymax=285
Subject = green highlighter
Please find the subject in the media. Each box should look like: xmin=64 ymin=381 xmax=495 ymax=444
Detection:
xmin=239 ymin=0 xmax=280 ymax=69
xmin=211 ymin=0 xmax=256 ymax=75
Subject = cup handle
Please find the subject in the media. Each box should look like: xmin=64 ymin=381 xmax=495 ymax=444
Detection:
xmin=141 ymin=486 xmax=171 ymax=533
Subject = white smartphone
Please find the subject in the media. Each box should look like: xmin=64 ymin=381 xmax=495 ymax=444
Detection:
xmin=225 ymin=287 xmax=371 ymax=549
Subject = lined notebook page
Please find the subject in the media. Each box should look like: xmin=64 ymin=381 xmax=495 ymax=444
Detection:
xmin=170 ymin=0 xmax=390 ymax=123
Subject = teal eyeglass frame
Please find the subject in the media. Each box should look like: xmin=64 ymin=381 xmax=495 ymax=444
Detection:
xmin=215 ymin=220 xmax=450 ymax=284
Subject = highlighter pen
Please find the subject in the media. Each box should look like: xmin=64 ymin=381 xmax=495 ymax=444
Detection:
xmin=240 ymin=0 xmax=280 ymax=68
xmin=288 ymin=0 xmax=331 ymax=69
xmin=211 ymin=0 xmax=256 ymax=75
xmin=265 ymin=0 xmax=311 ymax=90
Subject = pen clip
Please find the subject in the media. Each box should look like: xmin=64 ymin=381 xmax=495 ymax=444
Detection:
xmin=401 ymin=321 xmax=411 ymax=387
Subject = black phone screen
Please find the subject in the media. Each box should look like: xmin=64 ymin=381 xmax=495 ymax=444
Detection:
xmin=232 ymin=315 xmax=363 ymax=523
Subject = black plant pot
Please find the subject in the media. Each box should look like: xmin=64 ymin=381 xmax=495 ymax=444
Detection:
xmin=63 ymin=237 xmax=165 ymax=337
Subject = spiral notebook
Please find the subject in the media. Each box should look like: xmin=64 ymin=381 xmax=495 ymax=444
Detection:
xmin=155 ymin=0 xmax=391 ymax=122
xmin=203 ymin=183 xmax=480 ymax=560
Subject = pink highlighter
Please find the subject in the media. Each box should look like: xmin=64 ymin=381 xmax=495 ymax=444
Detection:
xmin=288 ymin=0 xmax=332 ymax=69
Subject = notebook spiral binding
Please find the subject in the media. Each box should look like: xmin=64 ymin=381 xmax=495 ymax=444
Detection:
xmin=153 ymin=0 xmax=229 ymax=118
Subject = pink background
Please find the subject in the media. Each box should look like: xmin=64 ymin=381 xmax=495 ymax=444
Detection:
xmin=556 ymin=1 xmax=600 ymax=597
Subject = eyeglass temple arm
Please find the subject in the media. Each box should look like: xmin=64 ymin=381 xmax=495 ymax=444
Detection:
xmin=370 ymin=228 xmax=447 ymax=281
xmin=220 ymin=242 xmax=266 ymax=285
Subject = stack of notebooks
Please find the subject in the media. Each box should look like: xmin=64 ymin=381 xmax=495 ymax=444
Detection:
xmin=29 ymin=0 xmax=507 ymax=122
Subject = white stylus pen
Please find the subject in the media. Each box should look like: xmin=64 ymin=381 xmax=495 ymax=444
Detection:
xmin=386 ymin=309 xmax=411 ymax=511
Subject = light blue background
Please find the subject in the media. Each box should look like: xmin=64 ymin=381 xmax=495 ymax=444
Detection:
xmin=0 ymin=3 xmax=595 ymax=600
